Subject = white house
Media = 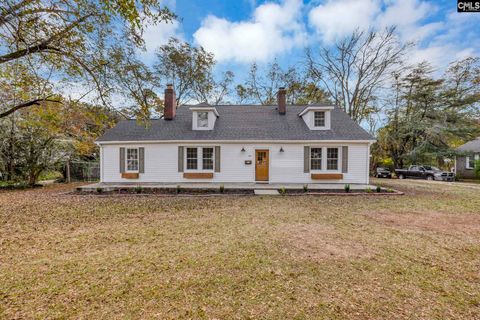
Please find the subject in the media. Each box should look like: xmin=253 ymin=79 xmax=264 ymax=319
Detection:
xmin=96 ymin=85 xmax=375 ymax=185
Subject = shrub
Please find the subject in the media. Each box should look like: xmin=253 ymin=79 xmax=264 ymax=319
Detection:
xmin=279 ymin=187 xmax=286 ymax=195
xmin=344 ymin=184 xmax=350 ymax=193
xmin=475 ymin=159 xmax=480 ymax=178
xmin=176 ymin=185 xmax=181 ymax=194
xmin=219 ymin=184 xmax=225 ymax=193
xmin=303 ymin=184 xmax=308 ymax=192
xmin=96 ymin=187 xmax=103 ymax=193
xmin=387 ymin=188 xmax=394 ymax=193
xmin=135 ymin=185 xmax=143 ymax=194
xmin=376 ymin=185 xmax=382 ymax=193
xmin=365 ymin=187 xmax=372 ymax=193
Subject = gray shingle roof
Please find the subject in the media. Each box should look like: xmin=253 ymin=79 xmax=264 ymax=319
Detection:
xmin=457 ymin=137 xmax=480 ymax=152
xmin=97 ymin=105 xmax=375 ymax=142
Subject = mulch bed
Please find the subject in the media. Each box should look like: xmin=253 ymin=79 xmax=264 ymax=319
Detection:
xmin=71 ymin=187 xmax=403 ymax=197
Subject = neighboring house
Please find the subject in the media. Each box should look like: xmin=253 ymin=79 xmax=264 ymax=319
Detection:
xmin=455 ymin=137 xmax=480 ymax=179
xmin=96 ymin=85 xmax=375 ymax=185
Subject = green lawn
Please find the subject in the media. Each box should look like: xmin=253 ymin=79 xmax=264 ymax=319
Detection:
xmin=1 ymin=180 xmax=479 ymax=319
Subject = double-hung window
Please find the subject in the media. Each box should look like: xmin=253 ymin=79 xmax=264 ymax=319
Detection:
xmin=311 ymin=148 xmax=322 ymax=170
xmin=126 ymin=148 xmax=139 ymax=172
xmin=186 ymin=147 xmax=214 ymax=171
xmin=327 ymin=148 xmax=339 ymax=170
xmin=202 ymin=147 xmax=214 ymax=170
xmin=314 ymin=111 xmax=325 ymax=127
xmin=186 ymin=148 xmax=198 ymax=170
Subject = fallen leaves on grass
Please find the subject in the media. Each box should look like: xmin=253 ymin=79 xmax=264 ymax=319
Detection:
xmin=275 ymin=223 xmax=373 ymax=262
xmin=362 ymin=211 xmax=480 ymax=235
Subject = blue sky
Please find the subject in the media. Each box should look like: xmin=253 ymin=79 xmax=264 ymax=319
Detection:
xmin=139 ymin=0 xmax=480 ymax=80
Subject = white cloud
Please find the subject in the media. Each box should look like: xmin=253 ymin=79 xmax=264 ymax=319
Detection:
xmin=376 ymin=0 xmax=441 ymax=42
xmin=193 ymin=0 xmax=306 ymax=63
xmin=405 ymin=10 xmax=479 ymax=68
xmin=308 ymin=0 xmax=441 ymax=43
xmin=139 ymin=20 xmax=182 ymax=63
xmin=307 ymin=0 xmax=478 ymax=70
xmin=308 ymin=0 xmax=380 ymax=42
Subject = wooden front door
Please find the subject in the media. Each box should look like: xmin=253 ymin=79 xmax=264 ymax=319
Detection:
xmin=255 ymin=150 xmax=269 ymax=181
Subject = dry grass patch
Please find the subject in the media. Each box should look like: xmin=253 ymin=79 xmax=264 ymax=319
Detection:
xmin=275 ymin=223 xmax=373 ymax=262
xmin=361 ymin=210 xmax=480 ymax=235
xmin=1 ymin=181 xmax=480 ymax=319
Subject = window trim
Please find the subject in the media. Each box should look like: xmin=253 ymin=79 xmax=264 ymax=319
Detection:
xmin=125 ymin=147 xmax=139 ymax=173
xmin=184 ymin=146 xmax=215 ymax=172
xmin=310 ymin=146 xmax=341 ymax=173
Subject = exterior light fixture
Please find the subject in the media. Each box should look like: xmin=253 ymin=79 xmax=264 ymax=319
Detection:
xmin=241 ymin=147 xmax=246 ymax=152
xmin=280 ymin=147 xmax=284 ymax=152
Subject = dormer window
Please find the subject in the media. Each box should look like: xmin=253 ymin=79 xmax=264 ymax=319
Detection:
xmin=314 ymin=111 xmax=325 ymax=127
xmin=298 ymin=106 xmax=334 ymax=130
xmin=190 ymin=106 xmax=219 ymax=130
xmin=197 ymin=112 xmax=209 ymax=128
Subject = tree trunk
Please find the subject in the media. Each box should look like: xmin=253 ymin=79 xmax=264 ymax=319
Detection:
xmin=28 ymin=171 xmax=37 ymax=187
xmin=66 ymin=160 xmax=71 ymax=183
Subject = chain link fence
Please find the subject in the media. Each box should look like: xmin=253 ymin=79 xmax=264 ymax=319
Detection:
xmin=67 ymin=161 xmax=100 ymax=182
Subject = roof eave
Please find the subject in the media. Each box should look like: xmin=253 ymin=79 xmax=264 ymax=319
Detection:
xmin=298 ymin=106 xmax=335 ymax=117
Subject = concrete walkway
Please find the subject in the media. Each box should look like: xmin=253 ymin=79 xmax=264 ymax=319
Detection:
xmin=78 ymin=182 xmax=376 ymax=192
xmin=254 ymin=189 xmax=280 ymax=196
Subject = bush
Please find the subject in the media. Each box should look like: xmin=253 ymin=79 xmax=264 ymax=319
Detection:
xmin=135 ymin=185 xmax=143 ymax=194
xmin=38 ymin=170 xmax=63 ymax=181
xmin=219 ymin=184 xmax=225 ymax=193
xmin=387 ymin=188 xmax=394 ymax=193
xmin=344 ymin=184 xmax=350 ymax=193
xmin=303 ymin=184 xmax=308 ymax=192
xmin=96 ymin=187 xmax=103 ymax=193
xmin=475 ymin=159 xmax=480 ymax=178
xmin=279 ymin=187 xmax=286 ymax=195
xmin=365 ymin=187 xmax=372 ymax=193
xmin=376 ymin=185 xmax=382 ymax=193
xmin=176 ymin=185 xmax=181 ymax=194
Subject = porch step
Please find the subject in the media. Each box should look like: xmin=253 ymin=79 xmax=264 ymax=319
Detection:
xmin=254 ymin=189 xmax=280 ymax=196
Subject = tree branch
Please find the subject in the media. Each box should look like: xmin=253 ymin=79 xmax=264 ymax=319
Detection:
xmin=0 ymin=13 xmax=93 ymax=64
xmin=0 ymin=97 xmax=62 ymax=118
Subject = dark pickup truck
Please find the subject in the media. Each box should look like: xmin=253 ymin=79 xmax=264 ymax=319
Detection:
xmin=395 ymin=165 xmax=455 ymax=181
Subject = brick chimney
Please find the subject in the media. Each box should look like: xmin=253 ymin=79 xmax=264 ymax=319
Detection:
xmin=164 ymin=84 xmax=176 ymax=120
xmin=277 ymin=87 xmax=286 ymax=115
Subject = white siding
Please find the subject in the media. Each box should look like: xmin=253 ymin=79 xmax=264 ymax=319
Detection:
xmin=101 ymin=142 xmax=371 ymax=184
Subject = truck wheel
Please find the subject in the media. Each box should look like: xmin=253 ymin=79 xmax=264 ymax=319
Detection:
xmin=426 ymin=175 xmax=434 ymax=181
xmin=398 ymin=174 xmax=405 ymax=179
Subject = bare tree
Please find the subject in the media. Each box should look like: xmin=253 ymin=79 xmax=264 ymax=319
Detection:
xmin=236 ymin=61 xmax=328 ymax=105
xmin=307 ymin=27 xmax=410 ymax=122
xmin=193 ymin=70 xmax=234 ymax=105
